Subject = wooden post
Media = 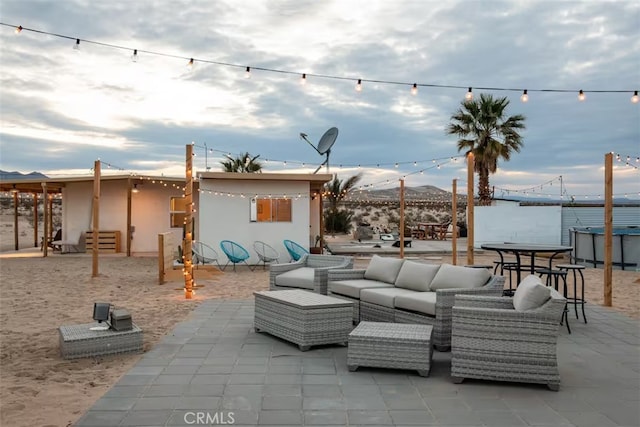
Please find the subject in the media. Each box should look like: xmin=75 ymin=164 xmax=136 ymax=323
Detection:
xmin=33 ymin=192 xmax=38 ymax=247
xmin=13 ymin=189 xmax=18 ymax=251
xmin=126 ymin=177 xmax=132 ymax=257
xmin=318 ymin=189 xmax=324 ymax=252
xmin=48 ymin=193 xmax=53 ymax=243
xmin=466 ymin=152 xmax=475 ymax=266
xmin=452 ymin=179 xmax=457 ymax=265
xmin=158 ymin=233 xmax=165 ymax=285
xmin=42 ymin=183 xmax=48 ymax=257
xmin=183 ymin=145 xmax=195 ymax=299
xmin=92 ymin=160 xmax=100 ymax=278
xmin=399 ymin=179 xmax=405 ymax=259
xmin=604 ymin=153 xmax=613 ymax=306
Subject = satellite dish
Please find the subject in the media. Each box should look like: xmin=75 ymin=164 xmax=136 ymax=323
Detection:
xmin=317 ymin=127 xmax=338 ymax=155
xmin=299 ymin=127 xmax=339 ymax=174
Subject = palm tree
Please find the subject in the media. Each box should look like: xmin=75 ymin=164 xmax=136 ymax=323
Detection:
xmin=220 ymin=152 xmax=263 ymax=173
xmin=323 ymin=173 xmax=362 ymax=234
xmin=446 ymin=93 xmax=526 ymax=205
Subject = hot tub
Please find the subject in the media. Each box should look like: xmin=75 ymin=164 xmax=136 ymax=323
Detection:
xmin=569 ymin=226 xmax=640 ymax=270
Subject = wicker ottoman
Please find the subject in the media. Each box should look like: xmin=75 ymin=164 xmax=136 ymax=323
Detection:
xmin=59 ymin=323 xmax=143 ymax=359
xmin=348 ymin=322 xmax=433 ymax=377
xmin=254 ymin=290 xmax=353 ymax=351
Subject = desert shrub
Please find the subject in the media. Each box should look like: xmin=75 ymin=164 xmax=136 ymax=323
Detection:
xmin=325 ymin=209 xmax=354 ymax=234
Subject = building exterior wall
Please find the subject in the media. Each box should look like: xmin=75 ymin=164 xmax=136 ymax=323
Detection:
xmin=474 ymin=205 xmax=562 ymax=247
xmin=561 ymin=206 xmax=640 ymax=245
xmin=198 ymin=179 xmax=310 ymax=264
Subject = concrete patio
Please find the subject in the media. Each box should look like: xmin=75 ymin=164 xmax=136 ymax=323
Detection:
xmin=74 ymin=298 xmax=639 ymax=427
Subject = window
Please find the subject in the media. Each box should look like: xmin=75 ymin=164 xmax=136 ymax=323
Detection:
xmin=170 ymin=197 xmax=186 ymax=228
xmin=251 ymin=198 xmax=292 ymax=222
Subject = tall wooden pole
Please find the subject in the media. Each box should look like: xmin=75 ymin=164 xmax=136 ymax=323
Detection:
xmin=183 ymin=145 xmax=195 ymax=299
xmin=48 ymin=193 xmax=53 ymax=242
xmin=466 ymin=152 xmax=475 ymax=265
xmin=126 ymin=177 xmax=132 ymax=257
xmin=318 ymin=190 xmax=324 ymax=252
xmin=42 ymin=183 xmax=48 ymax=257
xmin=13 ymin=189 xmax=18 ymax=251
xmin=604 ymin=153 xmax=613 ymax=306
xmin=452 ymin=179 xmax=458 ymax=265
xmin=399 ymin=179 xmax=405 ymax=259
xmin=92 ymin=160 xmax=100 ymax=278
xmin=33 ymin=192 xmax=38 ymax=247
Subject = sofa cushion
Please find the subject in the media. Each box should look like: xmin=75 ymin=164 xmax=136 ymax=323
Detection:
xmin=513 ymin=274 xmax=551 ymax=311
xmin=360 ymin=288 xmax=416 ymax=308
xmin=394 ymin=292 xmax=438 ymax=316
xmin=329 ymin=279 xmax=393 ymax=299
xmin=364 ymin=255 xmax=404 ymax=284
xmin=429 ymin=263 xmax=491 ymax=290
xmin=274 ymin=267 xmax=315 ymax=290
xmin=395 ymin=261 xmax=440 ymax=292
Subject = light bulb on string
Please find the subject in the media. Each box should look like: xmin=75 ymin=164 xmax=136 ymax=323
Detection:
xmin=187 ymin=58 xmax=194 ymax=70
xmin=465 ymin=87 xmax=473 ymax=101
xmin=300 ymin=73 xmax=307 ymax=85
xmin=632 ymin=91 xmax=639 ymax=104
xmin=131 ymin=49 xmax=138 ymax=63
xmin=520 ymin=89 xmax=528 ymax=102
xmin=15 ymin=25 xmax=22 ymax=34
xmin=355 ymin=79 xmax=362 ymax=92
xmin=73 ymin=38 xmax=80 ymax=51
xmin=245 ymin=66 xmax=251 ymax=79
xmin=411 ymin=83 xmax=418 ymax=96
xmin=578 ymin=90 xmax=586 ymax=102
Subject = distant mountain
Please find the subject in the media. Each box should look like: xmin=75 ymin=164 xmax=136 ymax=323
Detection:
xmin=354 ymin=185 xmax=460 ymax=201
xmin=0 ymin=170 xmax=48 ymax=180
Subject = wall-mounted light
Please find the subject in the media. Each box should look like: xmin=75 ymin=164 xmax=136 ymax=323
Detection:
xmin=132 ymin=183 xmax=140 ymax=193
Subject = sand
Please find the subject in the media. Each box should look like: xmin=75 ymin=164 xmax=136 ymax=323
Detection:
xmin=0 ymin=247 xmax=638 ymax=427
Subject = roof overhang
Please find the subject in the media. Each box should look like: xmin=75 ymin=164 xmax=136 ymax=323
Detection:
xmin=198 ymin=172 xmax=333 ymax=192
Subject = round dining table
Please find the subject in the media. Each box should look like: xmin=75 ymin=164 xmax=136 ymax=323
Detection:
xmin=480 ymin=243 xmax=574 ymax=285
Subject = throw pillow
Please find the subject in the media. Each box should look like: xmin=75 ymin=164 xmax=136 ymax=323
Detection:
xmin=364 ymin=255 xmax=405 ymax=284
xmin=513 ymin=274 xmax=551 ymax=311
xmin=429 ymin=263 xmax=491 ymax=290
xmin=394 ymin=261 xmax=440 ymax=291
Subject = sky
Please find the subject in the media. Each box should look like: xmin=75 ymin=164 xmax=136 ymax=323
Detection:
xmin=0 ymin=0 xmax=638 ymax=200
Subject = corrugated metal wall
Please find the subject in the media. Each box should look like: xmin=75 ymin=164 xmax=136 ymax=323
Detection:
xmin=561 ymin=206 xmax=640 ymax=245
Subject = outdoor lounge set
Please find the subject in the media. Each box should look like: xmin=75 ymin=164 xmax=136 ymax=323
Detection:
xmin=263 ymin=254 xmax=566 ymax=390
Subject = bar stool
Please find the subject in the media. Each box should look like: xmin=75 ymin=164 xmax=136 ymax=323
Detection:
xmin=536 ymin=268 xmax=570 ymax=334
xmin=556 ymin=264 xmax=587 ymax=324
xmin=499 ymin=262 xmax=520 ymax=296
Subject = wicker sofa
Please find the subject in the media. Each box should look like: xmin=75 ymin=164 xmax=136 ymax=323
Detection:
xmin=327 ymin=255 xmax=505 ymax=350
xmin=450 ymin=275 xmax=566 ymax=390
xmin=269 ymin=254 xmax=354 ymax=295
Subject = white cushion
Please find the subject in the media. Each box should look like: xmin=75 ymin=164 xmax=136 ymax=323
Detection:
xmin=274 ymin=267 xmax=315 ymax=290
xmin=364 ymin=255 xmax=404 ymax=284
xmin=394 ymin=292 xmax=437 ymax=316
xmin=394 ymin=261 xmax=440 ymax=291
xmin=513 ymin=275 xmax=551 ymax=311
xmin=429 ymin=263 xmax=491 ymax=290
xmin=328 ymin=279 xmax=393 ymax=299
xmin=360 ymin=288 xmax=416 ymax=308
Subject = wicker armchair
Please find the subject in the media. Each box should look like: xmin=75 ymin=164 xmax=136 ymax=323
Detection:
xmin=269 ymin=254 xmax=353 ymax=295
xmin=451 ymin=292 xmax=566 ymax=391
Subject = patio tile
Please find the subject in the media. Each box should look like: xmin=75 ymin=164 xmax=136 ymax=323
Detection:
xmin=388 ymin=409 xmax=435 ymax=425
xmin=89 ymin=397 xmax=137 ymax=411
xmin=132 ymin=396 xmax=178 ymax=410
xmin=189 ymin=374 xmax=228 ymax=385
xmin=304 ymin=410 xmax=348 ymax=425
xmin=261 ymin=395 xmax=302 ymax=410
xmin=257 ymin=409 xmax=302 ymax=425
xmin=103 ymin=385 xmax=148 ymax=398
xmin=347 ymin=410 xmax=393 ymax=425
xmin=143 ymin=384 xmax=189 ymax=397
xmin=263 ymin=384 xmax=302 ymax=396
xmin=74 ymin=410 xmax=127 ymax=426
xmin=302 ymin=384 xmax=342 ymax=397
xmin=119 ymin=409 xmax=173 ymax=426
xmin=175 ymin=396 xmax=222 ymax=410
xmin=303 ymin=397 xmax=346 ymax=410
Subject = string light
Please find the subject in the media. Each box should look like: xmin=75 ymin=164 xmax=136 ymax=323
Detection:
xmin=73 ymin=38 xmax=80 ymax=51
xmin=355 ymin=79 xmax=362 ymax=92
xmin=520 ymin=89 xmax=528 ymax=103
xmin=1 ymin=23 xmax=636 ymax=102
xmin=300 ymin=73 xmax=307 ymax=85
xmin=187 ymin=58 xmax=194 ymax=69
xmin=465 ymin=87 xmax=473 ymax=101
xmin=131 ymin=49 xmax=138 ymax=62
xmin=411 ymin=83 xmax=418 ymax=96
xmin=578 ymin=90 xmax=586 ymax=102
xmin=245 ymin=66 xmax=251 ymax=79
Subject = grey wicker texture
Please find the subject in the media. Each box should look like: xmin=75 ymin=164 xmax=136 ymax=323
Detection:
xmin=451 ymin=293 xmax=566 ymax=391
xmin=269 ymin=254 xmax=353 ymax=295
xmin=254 ymin=290 xmax=353 ymax=351
xmin=327 ymin=268 xmax=369 ymax=321
xmin=327 ymin=292 xmax=360 ymax=323
xmin=59 ymin=323 xmax=143 ymax=359
xmin=348 ymin=322 xmax=433 ymax=377
xmin=347 ymin=275 xmax=505 ymax=350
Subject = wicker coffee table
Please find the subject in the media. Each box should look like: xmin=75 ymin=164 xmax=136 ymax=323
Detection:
xmin=347 ymin=322 xmax=433 ymax=376
xmin=59 ymin=323 xmax=143 ymax=359
xmin=254 ymin=290 xmax=353 ymax=351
